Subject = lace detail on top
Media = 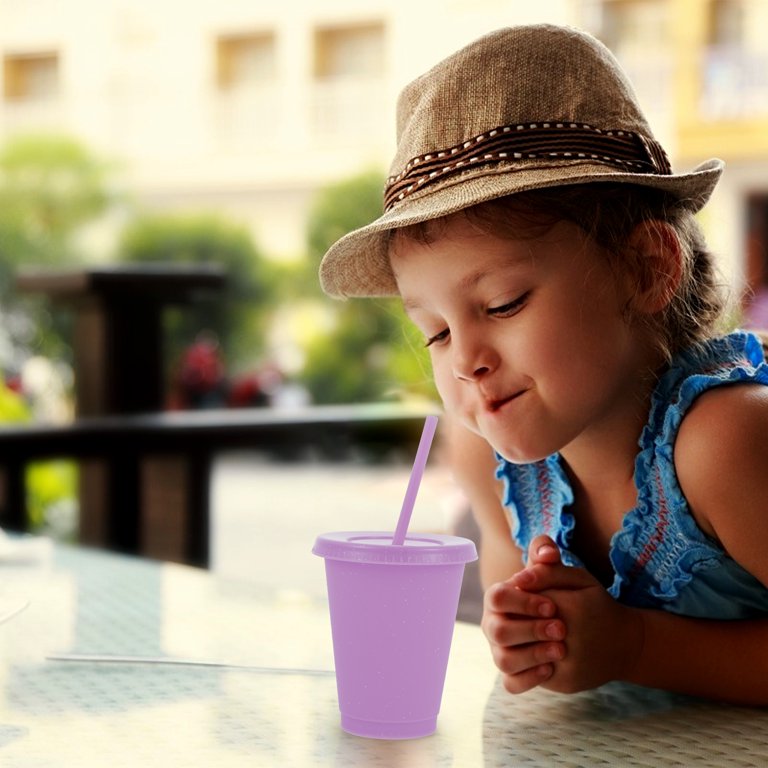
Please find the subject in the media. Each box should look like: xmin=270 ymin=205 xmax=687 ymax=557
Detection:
xmin=497 ymin=331 xmax=768 ymax=618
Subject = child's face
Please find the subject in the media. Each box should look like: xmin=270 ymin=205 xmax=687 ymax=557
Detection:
xmin=391 ymin=214 xmax=648 ymax=463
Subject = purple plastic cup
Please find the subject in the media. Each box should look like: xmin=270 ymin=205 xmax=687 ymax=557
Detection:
xmin=313 ymin=531 xmax=478 ymax=739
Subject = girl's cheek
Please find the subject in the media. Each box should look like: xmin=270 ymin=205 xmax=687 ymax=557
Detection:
xmin=433 ymin=370 xmax=459 ymax=409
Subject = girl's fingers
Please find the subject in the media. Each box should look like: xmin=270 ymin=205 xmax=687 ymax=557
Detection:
xmin=483 ymin=612 xmax=566 ymax=647
xmin=490 ymin=638 xmax=566 ymax=677
xmin=484 ymin=580 xmax=557 ymax=616
xmin=510 ymin=561 xmax=596 ymax=592
xmin=527 ymin=535 xmax=562 ymax=565
xmin=501 ymin=664 xmax=555 ymax=695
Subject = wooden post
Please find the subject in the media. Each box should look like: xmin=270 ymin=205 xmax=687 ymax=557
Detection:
xmin=15 ymin=265 xmax=225 ymax=558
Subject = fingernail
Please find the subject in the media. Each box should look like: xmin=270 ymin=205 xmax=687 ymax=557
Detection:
xmin=545 ymin=621 xmax=563 ymax=640
xmin=537 ymin=663 xmax=553 ymax=679
xmin=537 ymin=544 xmax=558 ymax=558
xmin=538 ymin=602 xmax=555 ymax=618
xmin=546 ymin=644 xmax=564 ymax=661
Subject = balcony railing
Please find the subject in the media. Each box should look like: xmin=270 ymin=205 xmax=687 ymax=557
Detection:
xmin=310 ymin=77 xmax=389 ymax=147
xmin=214 ymin=83 xmax=282 ymax=151
xmin=700 ymin=46 xmax=768 ymax=120
xmin=612 ymin=50 xmax=675 ymax=152
xmin=0 ymin=98 xmax=67 ymax=136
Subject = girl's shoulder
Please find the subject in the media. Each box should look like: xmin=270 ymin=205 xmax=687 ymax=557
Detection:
xmin=652 ymin=330 xmax=768 ymax=466
xmin=674 ymin=380 xmax=768 ymax=581
xmin=672 ymin=330 xmax=768 ymax=485
xmin=675 ymin=380 xmax=768 ymax=477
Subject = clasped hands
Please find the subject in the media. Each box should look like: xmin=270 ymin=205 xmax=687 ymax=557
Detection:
xmin=481 ymin=535 xmax=645 ymax=694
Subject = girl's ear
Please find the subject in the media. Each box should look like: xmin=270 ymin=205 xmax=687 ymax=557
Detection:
xmin=625 ymin=220 xmax=683 ymax=314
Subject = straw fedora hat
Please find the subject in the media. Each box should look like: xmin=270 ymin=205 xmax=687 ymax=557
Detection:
xmin=319 ymin=24 xmax=723 ymax=298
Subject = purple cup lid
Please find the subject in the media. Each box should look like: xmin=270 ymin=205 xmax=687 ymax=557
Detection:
xmin=312 ymin=531 xmax=478 ymax=565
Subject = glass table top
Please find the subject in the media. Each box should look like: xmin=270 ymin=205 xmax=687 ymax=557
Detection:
xmin=0 ymin=538 xmax=766 ymax=767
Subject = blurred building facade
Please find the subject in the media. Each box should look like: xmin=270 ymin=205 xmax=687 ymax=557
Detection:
xmin=579 ymin=0 xmax=768 ymax=304
xmin=0 ymin=0 xmax=574 ymax=260
xmin=1 ymin=0 xmax=767 ymax=308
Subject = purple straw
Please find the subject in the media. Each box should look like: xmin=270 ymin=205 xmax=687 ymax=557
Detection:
xmin=392 ymin=415 xmax=439 ymax=545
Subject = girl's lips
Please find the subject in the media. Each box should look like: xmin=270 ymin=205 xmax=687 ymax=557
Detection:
xmin=487 ymin=391 xmax=524 ymax=412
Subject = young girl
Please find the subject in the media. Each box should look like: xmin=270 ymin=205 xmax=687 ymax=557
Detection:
xmin=319 ymin=24 xmax=768 ymax=705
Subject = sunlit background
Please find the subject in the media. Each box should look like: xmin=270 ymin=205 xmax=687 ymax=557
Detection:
xmin=1 ymin=0 xmax=767 ymax=592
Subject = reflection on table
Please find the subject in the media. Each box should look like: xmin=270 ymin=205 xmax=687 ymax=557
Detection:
xmin=0 ymin=538 xmax=766 ymax=767
xmin=0 ymin=538 xmax=495 ymax=767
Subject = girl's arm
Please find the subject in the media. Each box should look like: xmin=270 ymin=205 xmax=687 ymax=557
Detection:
xmin=642 ymin=381 xmax=768 ymax=705
xmin=511 ymin=554 xmax=768 ymax=704
xmin=674 ymin=383 xmax=768 ymax=598
xmin=445 ymin=419 xmax=573 ymax=691
xmin=509 ymin=382 xmax=768 ymax=703
xmin=628 ymin=610 xmax=768 ymax=705
xmin=443 ymin=416 xmax=522 ymax=587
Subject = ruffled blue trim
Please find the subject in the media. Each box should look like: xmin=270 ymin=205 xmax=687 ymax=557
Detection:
xmin=498 ymin=331 xmax=768 ymax=612
xmin=496 ymin=454 xmax=578 ymax=567
xmin=611 ymin=331 xmax=768 ymax=604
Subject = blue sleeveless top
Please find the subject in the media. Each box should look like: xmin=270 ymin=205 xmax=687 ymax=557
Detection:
xmin=496 ymin=331 xmax=768 ymax=620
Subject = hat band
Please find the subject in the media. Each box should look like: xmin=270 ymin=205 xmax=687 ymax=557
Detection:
xmin=384 ymin=121 xmax=672 ymax=211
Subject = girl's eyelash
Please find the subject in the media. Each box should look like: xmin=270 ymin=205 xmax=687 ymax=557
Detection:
xmin=424 ymin=329 xmax=449 ymax=348
xmin=423 ymin=292 xmax=530 ymax=347
xmin=488 ymin=291 xmax=530 ymax=316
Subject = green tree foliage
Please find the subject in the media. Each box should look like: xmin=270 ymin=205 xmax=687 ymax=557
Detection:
xmin=0 ymin=377 xmax=76 ymax=533
xmin=0 ymin=135 xmax=106 ymax=530
xmin=300 ymin=170 xmax=435 ymax=404
xmin=117 ymin=213 xmax=277 ymax=371
xmin=0 ymin=134 xmax=116 ymax=364
xmin=304 ymin=169 xmax=386 ymax=296
xmin=0 ymin=134 xmax=113 ymax=271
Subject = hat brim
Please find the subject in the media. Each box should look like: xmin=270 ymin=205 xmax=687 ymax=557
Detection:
xmin=319 ymin=157 xmax=724 ymax=298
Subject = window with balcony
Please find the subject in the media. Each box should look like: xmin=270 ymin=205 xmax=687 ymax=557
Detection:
xmin=702 ymin=0 xmax=767 ymax=118
xmin=700 ymin=0 xmax=768 ymax=118
xmin=214 ymin=32 xmax=279 ymax=149
xmin=311 ymin=22 xmax=387 ymax=145
xmin=707 ymin=0 xmax=744 ymax=46
xmin=314 ymin=22 xmax=385 ymax=80
xmin=216 ymin=33 xmax=276 ymax=90
xmin=596 ymin=0 xmax=669 ymax=51
xmin=3 ymin=52 xmax=59 ymax=102
xmin=587 ymin=1 xmax=671 ymax=127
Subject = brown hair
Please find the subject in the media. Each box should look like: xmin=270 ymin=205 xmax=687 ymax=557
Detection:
xmin=390 ymin=183 xmax=729 ymax=362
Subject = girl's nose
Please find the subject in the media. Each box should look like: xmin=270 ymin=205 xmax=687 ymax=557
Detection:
xmin=451 ymin=333 xmax=498 ymax=381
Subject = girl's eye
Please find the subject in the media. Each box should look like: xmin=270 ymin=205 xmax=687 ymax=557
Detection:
xmin=488 ymin=291 xmax=530 ymax=317
xmin=424 ymin=328 xmax=449 ymax=348
xmin=422 ymin=292 xmax=529 ymax=347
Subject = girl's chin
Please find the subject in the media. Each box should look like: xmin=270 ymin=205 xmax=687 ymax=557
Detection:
xmin=482 ymin=439 xmax=553 ymax=465
xmin=448 ymin=415 xmax=554 ymax=463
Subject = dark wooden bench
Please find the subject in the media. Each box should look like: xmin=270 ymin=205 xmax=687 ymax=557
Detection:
xmin=0 ymin=403 xmax=435 ymax=567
